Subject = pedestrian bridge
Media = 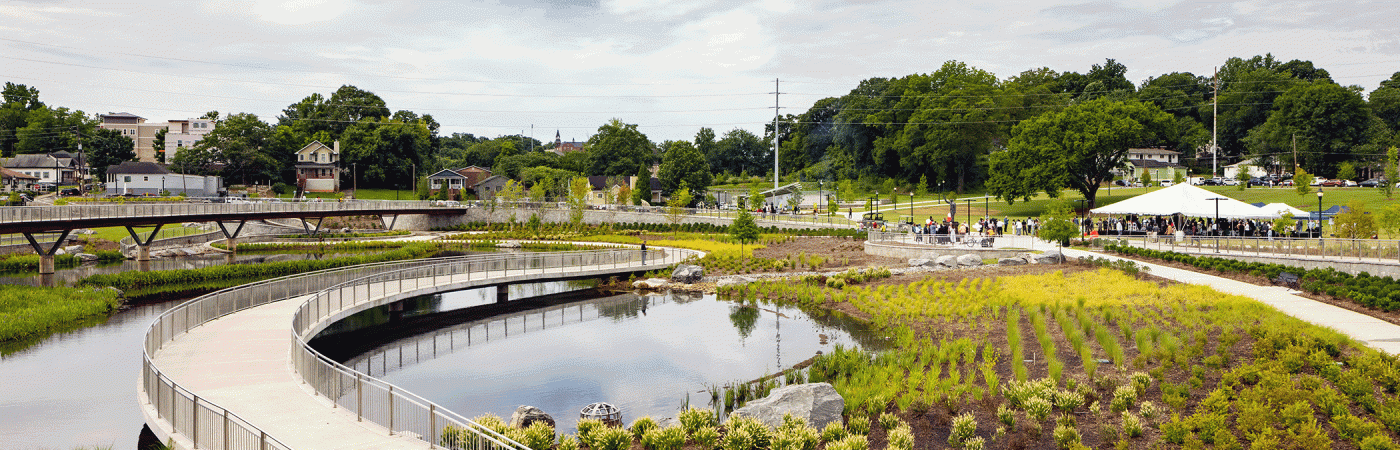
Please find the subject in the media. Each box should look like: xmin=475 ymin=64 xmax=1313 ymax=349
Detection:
xmin=141 ymin=246 xmax=699 ymax=450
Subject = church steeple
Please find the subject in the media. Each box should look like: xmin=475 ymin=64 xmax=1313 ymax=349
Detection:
xmin=555 ymin=130 xmax=562 ymax=147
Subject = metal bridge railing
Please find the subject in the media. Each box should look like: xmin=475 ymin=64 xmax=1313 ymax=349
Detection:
xmin=288 ymin=247 xmax=697 ymax=450
xmin=141 ymin=252 xmax=544 ymax=450
xmin=1 ymin=200 xmax=447 ymax=225
xmin=1089 ymin=234 xmax=1400 ymax=263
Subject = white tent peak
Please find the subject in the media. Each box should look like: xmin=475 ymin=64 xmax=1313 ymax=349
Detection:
xmin=1090 ymin=183 xmax=1277 ymax=219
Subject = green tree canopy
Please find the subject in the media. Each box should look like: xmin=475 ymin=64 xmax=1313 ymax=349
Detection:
xmin=1244 ymin=80 xmax=1370 ymax=177
xmin=988 ymin=98 xmax=1173 ymax=208
xmin=657 ymin=140 xmax=711 ymax=202
xmin=87 ymin=128 xmax=135 ymax=180
xmin=587 ymin=119 xmax=654 ymax=176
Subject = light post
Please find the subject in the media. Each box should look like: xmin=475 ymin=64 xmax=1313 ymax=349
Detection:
xmin=965 ymin=199 xmax=973 ymax=227
xmin=1317 ymin=190 xmax=1324 ymax=244
xmin=818 ymin=180 xmax=824 ymax=222
xmin=1074 ymin=199 xmax=1087 ymax=234
xmin=1206 ymin=197 xmax=1226 ymax=253
xmin=909 ymin=191 xmax=914 ymax=224
xmin=892 ymin=187 xmax=898 ymax=223
xmin=352 ymin=162 xmax=357 ymax=197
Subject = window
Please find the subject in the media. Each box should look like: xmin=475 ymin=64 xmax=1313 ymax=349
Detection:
xmin=124 ymin=176 xmax=131 ymax=182
xmin=42 ymin=172 xmax=49 ymax=179
xmin=143 ymin=176 xmax=149 ymax=182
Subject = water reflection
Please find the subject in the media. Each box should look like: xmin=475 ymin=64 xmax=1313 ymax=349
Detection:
xmin=313 ymin=286 xmax=878 ymax=429
xmin=0 ymin=252 xmax=362 ymax=286
xmin=0 ymin=301 xmax=176 ymax=450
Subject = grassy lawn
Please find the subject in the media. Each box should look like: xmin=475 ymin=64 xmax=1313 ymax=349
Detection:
xmin=89 ymin=225 xmax=202 ymax=244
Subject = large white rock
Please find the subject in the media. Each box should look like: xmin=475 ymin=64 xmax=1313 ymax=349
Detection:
xmin=997 ymin=257 xmax=1026 ymax=266
xmin=957 ymin=254 xmax=983 ymax=267
xmin=908 ymin=258 xmax=931 ymax=267
xmin=1034 ymin=250 xmax=1064 ymax=264
xmin=509 ymin=405 xmax=555 ymax=429
xmin=729 ymin=383 xmax=845 ymax=430
xmin=671 ymin=264 xmax=705 ymax=284
xmin=936 ymin=255 xmax=958 ymax=267
xmin=633 ymin=278 xmax=671 ymax=289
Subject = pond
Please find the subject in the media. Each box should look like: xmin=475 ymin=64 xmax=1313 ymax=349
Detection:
xmin=0 ymin=300 xmax=175 ymax=450
xmin=312 ymin=283 xmax=880 ymax=430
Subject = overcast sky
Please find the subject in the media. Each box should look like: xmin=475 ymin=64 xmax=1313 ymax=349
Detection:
xmin=4 ymin=0 xmax=1399 ymax=143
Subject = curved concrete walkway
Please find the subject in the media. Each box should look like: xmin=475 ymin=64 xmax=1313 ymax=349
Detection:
xmin=1062 ymin=247 xmax=1400 ymax=355
xmin=143 ymin=250 xmax=688 ymax=450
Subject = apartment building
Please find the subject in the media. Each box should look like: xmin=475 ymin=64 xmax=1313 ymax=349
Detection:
xmin=164 ymin=118 xmax=216 ymax=160
xmin=98 ymin=113 xmax=216 ymax=162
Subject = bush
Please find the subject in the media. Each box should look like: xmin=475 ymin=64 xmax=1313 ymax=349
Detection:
xmin=691 ymin=426 xmax=720 ymax=450
xmin=886 ymin=426 xmax=913 ymax=450
xmin=591 ymin=426 xmax=632 ymax=450
xmin=847 ymin=415 xmax=870 ymax=436
xmin=1122 ymin=412 xmax=1143 ymax=438
xmin=1052 ymin=422 xmax=1082 ymax=450
xmin=878 ymin=412 xmax=901 ymax=431
xmin=678 ymin=407 xmax=715 ymax=435
xmin=820 ymin=422 xmax=847 ymax=443
xmin=515 ymin=422 xmax=556 ymax=450
xmin=641 ymin=426 xmax=685 ymax=450
xmin=949 ymin=413 xmax=977 ymax=447
xmin=631 ymin=416 xmax=658 ymax=440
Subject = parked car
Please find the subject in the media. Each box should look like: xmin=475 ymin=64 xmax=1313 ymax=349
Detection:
xmin=1360 ymin=178 xmax=1385 ymax=188
xmin=1159 ymin=180 xmax=1173 ymax=187
xmin=1320 ymin=179 xmax=1344 ymax=187
xmin=1343 ymin=180 xmax=1358 ymax=187
xmin=59 ymin=187 xmax=80 ymax=196
xmin=1221 ymin=179 xmax=1239 ymax=186
xmin=1280 ymin=179 xmax=1295 ymax=186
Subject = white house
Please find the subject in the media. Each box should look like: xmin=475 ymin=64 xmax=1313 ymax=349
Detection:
xmin=105 ymin=161 xmax=222 ymax=196
xmin=294 ymin=141 xmax=340 ymax=193
xmin=1223 ymin=158 xmax=1269 ymax=180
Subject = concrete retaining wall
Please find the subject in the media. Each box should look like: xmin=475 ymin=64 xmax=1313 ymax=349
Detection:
xmin=864 ymin=240 xmax=1027 ymax=260
xmin=390 ymin=207 xmax=848 ymax=231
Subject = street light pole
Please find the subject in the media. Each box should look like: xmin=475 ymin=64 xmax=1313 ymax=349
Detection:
xmin=1206 ymin=197 xmax=1226 ymax=253
xmin=1317 ymin=190 xmax=1324 ymax=244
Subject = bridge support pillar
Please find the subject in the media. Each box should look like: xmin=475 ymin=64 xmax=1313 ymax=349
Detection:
xmin=388 ymin=301 xmax=404 ymax=322
xmin=224 ymin=238 xmax=237 ymax=252
xmin=216 ymin=221 xmax=247 ymax=251
xmin=496 ymin=285 xmax=509 ymax=303
xmin=124 ymin=224 xmax=165 ymax=263
xmin=24 ymin=230 xmax=71 ymax=275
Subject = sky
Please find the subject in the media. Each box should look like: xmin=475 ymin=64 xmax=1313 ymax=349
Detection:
xmin=3 ymin=0 xmax=1399 ymax=144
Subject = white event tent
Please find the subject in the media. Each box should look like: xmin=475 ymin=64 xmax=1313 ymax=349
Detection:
xmin=1089 ymin=183 xmax=1277 ymax=219
xmin=1260 ymin=202 xmax=1310 ymax=218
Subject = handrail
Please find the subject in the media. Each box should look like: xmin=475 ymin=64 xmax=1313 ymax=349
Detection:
xmin=288 ymin=247 xmax=700 ymax=449
xmin=1087 ymin=234 xmax=1400 ymax=263
xmin=140 ymin=252 xmax=541 ymax=450
xmin=2 ymin=200 xmax=453 ymax=224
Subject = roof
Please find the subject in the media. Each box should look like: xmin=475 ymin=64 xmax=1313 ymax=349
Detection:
xmin=1128 ymin=148 xmax=1180 ymax=155
xmin=649 ymin=177 xmax=661 ymax=191
xmin=760 ymin=182 xmax=803 ymax=197
xmin=586 ymin=175 xmax=629 ymax=191
xmin=100 ymin=112 xmax=144 ymax=119
xmin=2 ymin=154 xmax=58 ymax=169
xmin=106 ymin=161 xmax=171 ymax=175
xmin=428 ymin=169 xmax=468 ymax=179
xmin=296 ymin=141 xmax=335 ymax=155
xmin=1091 ymin=183 xmax=1277 ymax=219
xmin=1125 ymin=159 xmax=1183 ymax=169
xmin=0 ymin=167 xmax=38 ymax=180
xmin=476 ymin=175 xmax=509 ymax=186
xmin=456 ymin=165 xmax=491 ymax=173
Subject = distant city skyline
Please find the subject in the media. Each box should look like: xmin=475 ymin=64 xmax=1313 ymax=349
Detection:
xmin=3 ymin=0 xmax=1398 ymax=143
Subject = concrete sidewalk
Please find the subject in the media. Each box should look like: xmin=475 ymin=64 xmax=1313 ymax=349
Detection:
xmin=1062 ymin=248 xmax=1400 ymax=355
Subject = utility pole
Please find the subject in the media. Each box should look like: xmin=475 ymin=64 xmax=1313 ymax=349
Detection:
xmin=1212 ymin=66 xmax=1219 ymax=181
xmin=771 ymin=78 xmax=780 ymax=191
xmin=1292 ymin=133 xmax=1298 ymax=171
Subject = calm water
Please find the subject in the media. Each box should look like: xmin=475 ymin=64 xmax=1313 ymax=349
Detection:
xmin=315 ymin=286 xmax=878 ymax=428
xmin=0 ymin=301 xmax=175 ymax=450
xmin=0 ymin=252 xmax=361 ymax=287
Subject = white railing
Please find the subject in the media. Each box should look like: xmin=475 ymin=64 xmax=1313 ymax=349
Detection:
xmin=140 ymin=253 xmax=555 ymax=450
xmin=288 ymin=247 xmax=697 ymax=449
xmin=0 ymin=232 xmax=64 ymax=247
xmin=1 ymin=200 xmax=454 ymax=224
xmin=1092 ymin=234 xmax=1400 ymax=262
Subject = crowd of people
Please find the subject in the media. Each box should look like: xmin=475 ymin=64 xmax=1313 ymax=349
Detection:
xmin=1075 ymin=214 xmax=1324 ymax=239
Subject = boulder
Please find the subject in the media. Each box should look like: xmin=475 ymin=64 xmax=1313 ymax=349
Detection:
xmin=670 ymin=264 xmax=705 ymax=284
xmin=53 ymin=248 xmax=66 ymax=256
xmin=957 ymin=254 xmax=983 ymax=267
xmin=77 ymin=253 xmax=99 ymax=262
xmin=509 ymin=405 xmax=556 ymax=429
xmin=1016 ymin=252 xmax=1036 ymax=263
xmin=64 ymin=245 xmax=84 ymax=254
xmin=1033 ymin=251 xmax=1064 ymax=264
xmin=997 ymin=257 xmax=1026 ymax=266
xmin=935 ymin=255 xmax=958 ymax=267
xmin=633 ymin=278 xmax=670 ymax=290
xmin=908 ymin=258 xmax=931 ymax=267
xmin=729 ymin=382 xmax=845 ymax=430
xmin=496 ymin=241 xmax=523 ymax=248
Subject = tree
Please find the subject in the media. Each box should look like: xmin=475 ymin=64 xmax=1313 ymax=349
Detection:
xmin=1235 ymin=164 xmax=1250 ymax=190
xmin=1337 ymin=162 xmax=1358 ymax=181
xmin=87 ymin=128 xmax=135 ymax=180
xmin=498 ymin=180 xmax=525 ymax=229
xmin=1334 ymin=200 xmax=1377 ymax=239
xmin=665 ymin=184 xmax=693 ymax=235
xmin=916 ymin=175 xmax=928 ymax=197
xmin=748 ymin=184 xmax=765 ymax=211
xmin=1141 ymin=170 xmax=1153 ymax=188
xmin=1244 ymin=80 xmax=1370 ymax=177
xmin=729 ymin=207 xmax=760 ymax=255
xmin=632 ymin=164 xmax=649 ymax=205
xmin=153 ymin=128 xmax=167 ymax=164
xmin=657 ymin=140 xmax=710 ymax=202
xmin=567 ymin=176 xmax=591 ymax=229
xmin=1037 ymin=199 xmax=1079 ymax=252
xmin=587 ymin=119 xmax=654 ymax=176
xmin=1384 ymin=146 xmax=1397 ymax=199
xmin=1294 ymin=166 xmax=1313 ymax=195
xmin=193 ymin=112 xmax=277 ymax=185
xmin=988 ymin=98 xmax=1173 ymax=208
xmin=710 ymin=128 xmax=767 ymax=176
xmin=1272 ymin=213 xmax=1297 ymax=237
xmin=1372 ymin=72 xmax=1400 ymax=132
xmin=1172 ymin=170 xmax=1185 ymax=185
xmin=1378 ymin=204 xmax=1400 ymax=238
xmin=786 ymin=183 xmax=805 ymax=212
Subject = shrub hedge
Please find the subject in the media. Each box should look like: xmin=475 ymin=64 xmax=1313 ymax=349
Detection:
xmin=78 ymin=243 xmax=439 ymax=290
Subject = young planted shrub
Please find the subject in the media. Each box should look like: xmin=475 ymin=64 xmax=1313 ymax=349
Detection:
xmin=630 ymin=416 xmax=658 ymax=440
xmin=820 ymin=422 xmax=848 ymax=443
xmin=886 ymin=426 xmax=914 ymax=450
xmin=557 ymin=434 xmax=579 ymax=450
xmin=1052 ymin=422 xmax=1082 ymax=450
xmin=824 ymin=435 xmax=869 ymax=450
xmin=877 ymin=412 xmax=901 ymax=431
xmin=997 ymin=404 xmax=1016 ymax=430
xmin=678 ymin=407 xmax=716 ymax=435
xmin=575 ymin=418 xmax=605 ymax=448
xmin=847 ymin=415 xmax=871 ymax=436
xmin=1121 ymin=412 xmax=1144 ymax=438
xmin=1025 ymin=396 xmax=1053 ymax=423
xmin=641 ymin=426 xmax=686 ymax=450
xmin=721 ymin=426 xmax=755 ymax=450
xmin=692 ymin=426 xmax=720 ymax=450
xmin=949 ymin=413 xmax=978 ymax=448
xmin=591 ymin=426 xmax=633 ymax=450
xmin=514 ymin=422 xmax=557 ymax=450
xmin=1110 ymin=385 xmax=1138 ymax=413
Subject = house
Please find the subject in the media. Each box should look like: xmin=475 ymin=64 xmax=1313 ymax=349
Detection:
xmin=1 ymin=168 xmax=39 ymax=192
xmin=550 ymin=130 xmax=584 ymax=155
xmin=1223 ymin=159 xmax=1270 ymax=180
xmin=585 ymin=175 xmax=632 ymax=206
xmin=294 ymin=141 xmax=340 ymax=193
xmin=1121 ymin=159 xmax=1186 ymax=184
xmin=1127 ymin=148 xmax=1180 ymax=164
xmin=474 ymin=175 xmax=510 ymax=201
xmin=428 ymin=166 xmax=493 ymax=199
xmin=2 ymin=153 xmax=81 ymax=186
xmin=635 ymin=176 xmax=662 ymax=204
xmin=164 ymin=118 xmax=216 ymax=161
xmin=105 ymin=161 xmax=222 ymax=196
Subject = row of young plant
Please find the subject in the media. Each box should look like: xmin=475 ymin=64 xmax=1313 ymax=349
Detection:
xmin=0 ymin=249 xmax=124 ymax=272
xmin=693 ymin=251 xmax=837 ymax=275
xmin=273 ymin=230 xmax=411 ymax=239
xmin=0 ymin=285 xmax=122 ymax=342
xmin=719 ymin=266 xmax=1400 ymax=450
xmin=212 ymin=241 xmax=415 ymax=252
xmin=1105 ymin=244 xmax=1400 ymax=312
xmin=444 ymin=405 xmax=919 ymax=450
xmin=78 ymin=243 xmax=439 ymax=290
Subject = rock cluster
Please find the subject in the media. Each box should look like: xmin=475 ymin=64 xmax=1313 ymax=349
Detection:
xmin=670 ymin=264 xmax=705 ymax=284
xmin=729 ymin=383 xmax=845 ymax=430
